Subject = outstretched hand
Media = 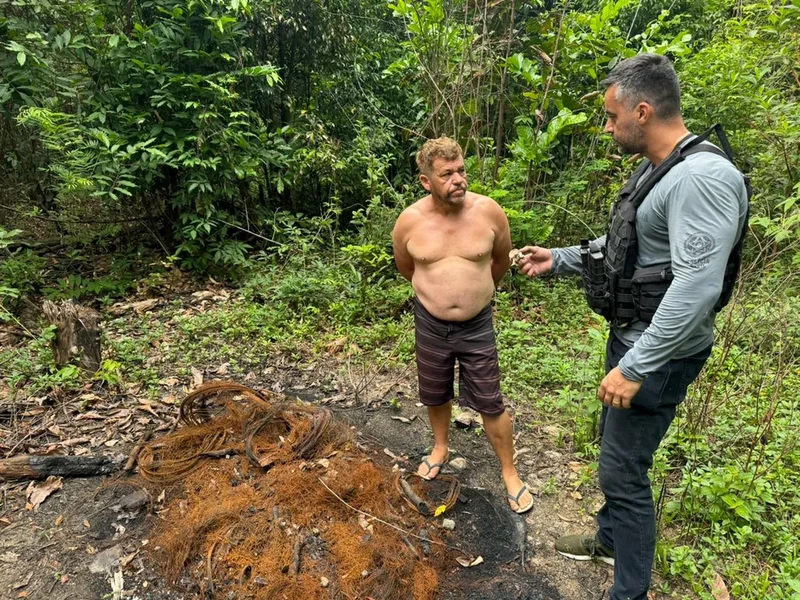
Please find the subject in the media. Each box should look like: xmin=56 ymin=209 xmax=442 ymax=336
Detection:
xmin=516 ymin=245 xmax=553 ymax=278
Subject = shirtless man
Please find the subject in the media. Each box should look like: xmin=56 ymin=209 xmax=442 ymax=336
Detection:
xmin=392 ymin=137 xmax=533 ymax=514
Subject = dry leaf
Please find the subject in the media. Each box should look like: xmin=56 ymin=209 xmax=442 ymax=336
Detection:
xmin=137 ymin=402 xmax=159 ymax=417
xmin=55 ymin=515 xmax=64 ymax=527
xmin=75 ymin=411 xmax=105 ymax=420
xmin=83 ymin=520 xmax=91 ymax=528
xmin=568 ymin=461 xmax=582 ymax=473
xmin=326 ymin=337 xmax=347 ymax=355
xmin=12 ymin=572 xmax=32 ymax=589
xmin=513 ymin=447 xmax=532 ymax=460
xmin=569 ymin=491 xmax=583 ymax=501
xmin=357 ymin=515 xmax=373 ymax=532
xmin=59 ymin=437 xmax=90 ymax=447
xmin=120 ymin=551 xmax=139 ymax=568
xmin=191 ymin=367 xmax=203 ymax=388
xmin=711 ymin=571 xmax=730 ymax=600
xmin=191 ymin=290 xmax=216 ymax=302
xmin=456 ymin=556 xmax=484 ymax=567
xmin=390 ymin=416 xmax=413 ymax=424
xmin=108 ymin=299 xmax=159 ymax=316
xmin=25 ymin=476 xmax=63 ymax=510
xmin=215 ymin=363 xmax=229 ymax=375
xmin=131 ymin=298 xmax=159 ymax=314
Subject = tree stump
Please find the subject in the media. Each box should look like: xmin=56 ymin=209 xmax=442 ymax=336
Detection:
xmin=42 ymin=300 xmax=102 ymax=372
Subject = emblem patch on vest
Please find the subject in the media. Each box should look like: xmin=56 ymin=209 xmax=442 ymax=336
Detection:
xmin=684 ymin=232 xmax=714 ymax=268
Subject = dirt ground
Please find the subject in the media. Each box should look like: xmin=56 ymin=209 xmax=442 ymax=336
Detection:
xmin=0 ymin=293 xmax=685 ymax=600
xmin=0 ymin=360 xmax=627 ymax=600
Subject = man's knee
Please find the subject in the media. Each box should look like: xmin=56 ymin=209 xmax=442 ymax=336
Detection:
xmin=598 ymin=453 xmax=625 ymax=499
xmin=600 ymin=465 xmax=656 ymax=516
xmin=599 ymin=443 xmax=649 ymax=501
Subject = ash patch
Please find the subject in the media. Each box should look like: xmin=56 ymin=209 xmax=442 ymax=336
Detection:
xmin=438 ymin=489 xmax=561 ymax=600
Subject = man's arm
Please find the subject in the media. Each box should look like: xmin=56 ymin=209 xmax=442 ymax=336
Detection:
xmin=617 ymin=168 xmax=745 ymax=382
xmin=392 ymin=210 xmax=416 ymax=282
xmin=549 ymin=235 xmax=607 ymax=275
xmin=489 ymin=202 xmax=512 ymax=285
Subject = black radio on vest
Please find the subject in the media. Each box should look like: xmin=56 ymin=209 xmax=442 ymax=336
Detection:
xmin=580 ymin=124 xmax=752 ymax=328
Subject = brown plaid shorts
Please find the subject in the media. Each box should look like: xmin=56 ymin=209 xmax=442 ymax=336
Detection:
xmin=414 ymin=299 xmax=504 ymax=416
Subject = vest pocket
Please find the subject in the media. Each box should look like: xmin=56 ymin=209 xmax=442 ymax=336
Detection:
xmin=631 ymin=263 xmax=673 ymax=322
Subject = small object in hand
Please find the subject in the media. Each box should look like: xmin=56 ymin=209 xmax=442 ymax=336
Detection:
xmin=509 ymin=248 xmax=531 ymax=268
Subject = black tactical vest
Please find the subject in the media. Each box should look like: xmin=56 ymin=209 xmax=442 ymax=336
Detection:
xmin=581 ymin=125 xmax=751 ymax=327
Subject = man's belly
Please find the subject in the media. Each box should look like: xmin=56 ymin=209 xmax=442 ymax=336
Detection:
xmin=412 ymin=259 xmax=495 ymax=321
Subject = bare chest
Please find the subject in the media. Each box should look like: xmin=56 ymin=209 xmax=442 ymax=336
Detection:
xmin=406 ymin=221 xmax=495 ymax=265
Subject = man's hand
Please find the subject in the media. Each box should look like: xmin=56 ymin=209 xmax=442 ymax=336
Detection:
xmin=598 ymin=367 xmax=643 ymax=409
xmin=516 ymin=246 xmax=553 ymax=278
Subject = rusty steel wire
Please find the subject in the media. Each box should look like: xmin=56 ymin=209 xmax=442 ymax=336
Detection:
xmin=179 ymin=381 xmax=274 ymax=426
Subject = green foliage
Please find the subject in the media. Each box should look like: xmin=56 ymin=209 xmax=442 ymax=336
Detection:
xmin=93 ymin=359 xmax=123 ymax=386
xmin=2 ymin=1 xmax=800 ymax=597
xmin=0 ymin=227 xmax=47 ymax=317
xmin=5 ymin=0 xmax=285 ymax=272
xmin=2 ymin=324 xmax=83 ymax=393
xmin=42 ymin=274 xmax=132 ymax=301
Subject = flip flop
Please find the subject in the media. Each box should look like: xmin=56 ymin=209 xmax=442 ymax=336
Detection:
xmin=508 ymin=484 xmax=534 ymax=514
xmin=418 ymin=451 xmax=449 ymax=481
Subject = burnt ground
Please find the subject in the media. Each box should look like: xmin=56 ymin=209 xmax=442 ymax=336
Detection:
xmin=0 ymin=296 xmax=686 ymax=600
xmin=0 ymin=373 xmax=614 ymax=600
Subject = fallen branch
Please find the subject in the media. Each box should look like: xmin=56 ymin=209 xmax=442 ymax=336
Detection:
xmin=290 ymin=533 xmax=306 ymax=576
xmin=0 ymin=454 xmax=123 ymax=481
xmin=401 ymin=534 xmax=421 ymax=559
xmin=124 ymin=429 xmax=153 ymax=472
xmin=399 ymin=477 xmax=430 ymax=515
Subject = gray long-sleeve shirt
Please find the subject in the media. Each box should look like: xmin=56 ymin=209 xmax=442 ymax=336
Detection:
xmin=552 ymin=141 xmax=748 ymax=381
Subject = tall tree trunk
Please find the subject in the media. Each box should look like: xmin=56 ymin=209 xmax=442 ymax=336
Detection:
xmin=493 ymin=0 xmax=516 ymax=182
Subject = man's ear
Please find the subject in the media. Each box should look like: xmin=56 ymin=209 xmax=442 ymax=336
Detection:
xmin=636 ymin=102 xmax=655 ymax=124
xmin=420 ymin=174 xmax=431 ymax=192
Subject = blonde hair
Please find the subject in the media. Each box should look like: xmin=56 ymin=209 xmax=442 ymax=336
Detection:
xmin=416 ymin=137 xmax=463 ymax=175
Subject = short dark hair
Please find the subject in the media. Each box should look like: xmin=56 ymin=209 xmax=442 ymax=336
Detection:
xmin=601 ymin=53 xmax=681 ymax=120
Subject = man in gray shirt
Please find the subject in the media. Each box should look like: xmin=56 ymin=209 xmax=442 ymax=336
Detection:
xmin=518 ymin=54 xmax=748 ymax=600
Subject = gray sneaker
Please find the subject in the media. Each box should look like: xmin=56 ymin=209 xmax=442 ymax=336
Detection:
xmin=555 ymin=533 xmax=615 ymax=566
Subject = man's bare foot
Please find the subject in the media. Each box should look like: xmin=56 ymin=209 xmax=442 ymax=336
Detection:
xmin=418 ymin=446 xmax=449 ymax=481
xmin=505 ymin=474 xmax=534 ymax=514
